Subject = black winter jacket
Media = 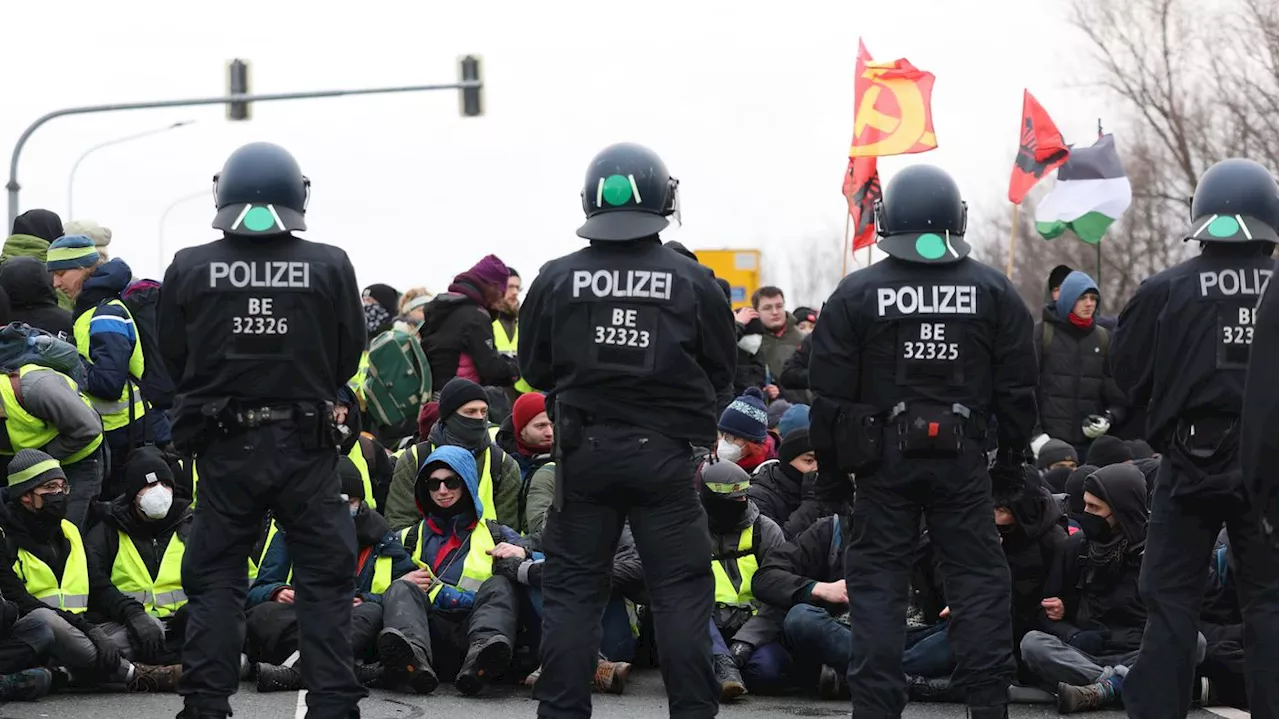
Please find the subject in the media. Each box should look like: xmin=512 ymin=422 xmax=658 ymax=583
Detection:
xmin=0 ymin=257 xmax=73 ymax=338
xmin=748 ymin=460 xmax=805 ymax=539
xmin=1000 ymin=483 xmax=1069 ymax=641
xmin=0 ymin=498 xmax=97 ymax=636
xmin=1040 ymin=531 xmax=1146 ymax=656
xmin=1033 ymin=308 xmax=1128 ymax=445
xmin=779 ymin=333 xmax=811 ymax=392
xmin=419 ymin=292 xmax=516 ymax=392
xmin=85 ymin=495 xmax=192 ymax=623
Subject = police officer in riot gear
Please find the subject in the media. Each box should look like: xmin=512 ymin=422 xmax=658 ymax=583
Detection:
xmin=159 ymin=142 xmax=367 ymax=719
xmin=1116 ymin=158 xmax=1278 ymax=719
xmin=519 ymin=142 xmax=736 ymax=719
xmin=809 ymin=164 xmax=1037 ymax=719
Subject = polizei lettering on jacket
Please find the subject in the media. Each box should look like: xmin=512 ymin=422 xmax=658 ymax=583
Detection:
xmin=209 ymin=261 xmax=312 ymax=289
xmin=1197 ymin=267 xmax=1273 ymax=297
xmin=876 ymin=285 xmax=978 ymax=317
xmin=571 ymin=270 xmax=672 ymax=300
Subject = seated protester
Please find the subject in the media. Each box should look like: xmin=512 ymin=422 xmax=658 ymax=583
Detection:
xmin=715 ymin=388 xmax=778 ymax=474
xmin=0 ymin=450 xmax=178 ymax=691
xmin=0 ymin=354 xmax=105 ymax=528
xmin=993 ymin=469 xmax=1071 ymax=671
xmin=245 ymin=459 xmax=414 ymax=692
xmin=168 ymin=457 xmax=276 ymax=584
xmin=0 ymin=590 xmax=54 ymax=701
xmin=1043 ymin=466 xmax=1074 ymax=496
xmin=1084 ymin=435 xmax=1132 ymax=468
xmin=1196 ymin=532 xmax=1248 ymax=709
xmin=376 ymin=446 xmax=525 ymax=696
xmin=385 ymin=378 xmax=521 ymax=532
xmin=749 ymin=428 xmax=819 ymax=540
xmin=84 ymin=448 xmax=191 ymax=668
xmin=698 ymin=461 xmax=788 ymax=700
xmin=776 ymin=404 xmax=810 ymax=440
xmin=45 ymin=238 xmax=172 ymax=498
xmin=1061 ymin=465 xmax=1099 ymax=535
xmin=492 ymin=392 xmax=553 ymax=533
xmin=1020 ymin=464 xmax=1205 ymax=713
xmin=334 ymin=387 xmax=393 ymax=511
xmin=1036 ymin=439 xmax=1079 ymax=473
xmin=753 ymin=508 xmax=950 ymax=700
xmin=1124 ymin=439 xmax=1155 ymax=460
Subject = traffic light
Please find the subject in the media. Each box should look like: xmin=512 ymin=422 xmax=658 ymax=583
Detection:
xmin=227 ymin=59 xmax=251 ymax=121
xmin=458 ymin=55 xmax=483 ymax=117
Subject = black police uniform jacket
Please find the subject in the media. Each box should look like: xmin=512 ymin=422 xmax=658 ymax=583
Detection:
xmin=518 ymin=237 xmax=737 ymax=446
xmin=809 ymin=256 xmax=1038 ymax=450
xmin=158 ymin=233 xmax=366 ymax=443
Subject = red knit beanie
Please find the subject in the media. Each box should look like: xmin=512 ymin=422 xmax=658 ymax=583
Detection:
xmin=512 ymin=393 xmax=547 ymax=437
xmin=417 ymin=401 xmax=440 ymax=440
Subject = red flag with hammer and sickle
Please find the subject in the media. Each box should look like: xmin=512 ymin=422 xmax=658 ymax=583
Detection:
xmin=849 ymin=42 xmax=938 ymax=158
xmin=843 ymin=41 xmax=883 ymax=252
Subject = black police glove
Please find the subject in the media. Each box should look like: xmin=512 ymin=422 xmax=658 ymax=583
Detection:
xmin=87 ymin=626 xmax=123 ymax=675
xmin=126 ymin=612 xmax=166 ymax=660
xmin=728 ymin=641 xmax=754 ymax=669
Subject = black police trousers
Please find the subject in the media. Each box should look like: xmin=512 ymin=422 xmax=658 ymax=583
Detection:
xmin=178 ymin=421 xmax=364 ymax=718
xmin=534 ymin=421 xmax=719 ymax=719
xmin=1125 ymin=456 xmax=1279 ymax=719
xmin=845 ymin=441 xmax=1014 ymax=717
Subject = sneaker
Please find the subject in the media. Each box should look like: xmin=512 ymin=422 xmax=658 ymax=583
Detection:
xmin=455 ymin=635 xmax=513 ymax=696
xmin=129 ymin=663 xmax=182 ymax=693
xmin=255 ymin=663 xmax=302 ymax=693
xmin=377 ymin=627 xmax=438 ymax=695
xmin=594 ymin=659 xmax=630 ymax=695
xmin=1057 ymin=675 xmax=1122 ymax=713
xmin=0 ymin=668 xmax=52 ymax=701
xmin=713 ymin=654 xmax=747 ymax=701
xmin=817 ymin=665 xmax=848 ymax=700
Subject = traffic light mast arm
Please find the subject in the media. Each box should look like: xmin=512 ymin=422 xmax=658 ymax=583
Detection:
xmin=6 ymin=79 xmax=483 ymax=229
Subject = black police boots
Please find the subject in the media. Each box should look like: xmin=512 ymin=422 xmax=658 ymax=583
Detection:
xmin=376 ymin=627 xmax=438 ymax=694
xmin=255 ymin=662 xmax=302 ymax=692
xmin=455 ymin=635 xmax=512 ymax=696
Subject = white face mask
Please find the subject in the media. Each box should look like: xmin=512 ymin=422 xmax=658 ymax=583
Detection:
xmin=138 ymin=485 xmax=173 ymax=520
xmin=736 ymin=334 xmax=763 ymax=355
xmin=716 ymin=439 xmax=744 ymax=464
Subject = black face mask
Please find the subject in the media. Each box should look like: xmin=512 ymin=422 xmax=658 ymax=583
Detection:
xmin=35 ymin=493 xmax=67 ymax=524
xmin=444 ymin=415 xmax=489 ymax=449
xmin=703 ymin=498 xmax=747 ymax=527
xmin=1079 ymin=512 xmax=1114 ymax=543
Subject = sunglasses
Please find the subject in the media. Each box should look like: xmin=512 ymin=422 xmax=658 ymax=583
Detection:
xmin=426 ymin=476 xmax=462 ymax=492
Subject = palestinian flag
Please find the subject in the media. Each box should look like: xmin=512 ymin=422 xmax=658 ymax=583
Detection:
xmin=1035 ymin=134 xmax=1132 ymax=244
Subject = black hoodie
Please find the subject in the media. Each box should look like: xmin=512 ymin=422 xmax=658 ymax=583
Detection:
xmin=999 ymin=480 xmax=1069 ymax=640
xmin=85 ymin=493 xmax=192 ymax=623
xmin=747 ymin=460 xmax=805 ymax=538
xmin=0 ymin=257 xmax=73 ymax=337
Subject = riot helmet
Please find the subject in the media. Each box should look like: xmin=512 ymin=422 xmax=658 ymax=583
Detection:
xmin=212 ymin=142 xmax=310 ymax=236
xmin=874 ymin=165 xmax=971 ymax=264
xmin=578 ymin=143 xmax=679 ymax=242
xmin=1186 ymin=158 xmax=1278 ymax=244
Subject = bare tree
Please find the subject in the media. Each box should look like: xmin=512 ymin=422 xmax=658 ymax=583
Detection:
xmin=979 ymin=0 xmax=1278 ymax=311
xmin=785 ymin=229 xmax=848 ymax=309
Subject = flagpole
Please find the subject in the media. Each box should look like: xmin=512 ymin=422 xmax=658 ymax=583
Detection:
xmin=1096 ymin=117 xmax=1103 ymax=286
xmin=842 ymin=212 xmax=851 ymax=276
xmin=1005 ymin=204 xmax=1020 ymax=277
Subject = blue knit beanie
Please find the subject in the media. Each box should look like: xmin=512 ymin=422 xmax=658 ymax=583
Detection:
xmin=45 ymin=234 xmax=100 ymax=271
xmin=776 ymin=404 xmax=810 ymax=439
xmin=718 ymin=387 xmax=769 ymax=443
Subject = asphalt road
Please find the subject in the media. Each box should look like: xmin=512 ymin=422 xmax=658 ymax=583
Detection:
xmin=0 ymin=672 xmax=1235 ymax=718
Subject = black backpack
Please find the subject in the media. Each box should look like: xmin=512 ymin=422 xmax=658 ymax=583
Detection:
xmin=120 ymin=279 xmax=175 ymax=410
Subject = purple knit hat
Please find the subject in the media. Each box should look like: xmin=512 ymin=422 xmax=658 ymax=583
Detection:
xmin=469 ymin=255 xmax=510 ymax=290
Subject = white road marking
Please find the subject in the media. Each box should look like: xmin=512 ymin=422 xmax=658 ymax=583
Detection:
xmin=294 ymin=689 xmax=308 ymax=719
xmin=1205 ymin=707 xmax=1250 ymax=719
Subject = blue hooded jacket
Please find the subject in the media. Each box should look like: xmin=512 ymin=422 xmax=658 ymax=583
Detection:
xmin=1054 ymin=271 xmax=1100 ymax=321
xmin=412 ymin=444 xmax=522 ymax=611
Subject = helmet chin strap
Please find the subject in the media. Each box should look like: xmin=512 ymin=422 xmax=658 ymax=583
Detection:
xmin=944 ymin=230 xmax=959 ymax=259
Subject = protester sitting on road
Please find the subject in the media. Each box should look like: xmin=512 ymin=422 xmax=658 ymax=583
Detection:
xmin=335 ymin=387 xmax=393 ymax=510
xmin=492 ymin=392 xmax=553 ymax=534
xmin=715 ymin=388 xmax=778 ymax=473
xmin=749 ymin=428 xmax=819 ymax=540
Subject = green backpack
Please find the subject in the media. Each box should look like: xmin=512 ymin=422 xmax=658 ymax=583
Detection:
xmin=363 ymin=329 xmax=432 ymax=429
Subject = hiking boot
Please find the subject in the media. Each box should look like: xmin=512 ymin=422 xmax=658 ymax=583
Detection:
xmin=455 ymin=635 xmax=513 ymax=696
xmin=966 ymin=705 xmax=1008 ymax=719
xmin=0 ymin=668 xmax=52 ymax=701
xmin=714 ymin=654 xmax=747 ymax=701
xmin=129 ymin=663 xmax=182 ymax=693
xmin=377 ymin=627 xmax=439 ymax=695
xmin=355 ymin=663 xmax=384 ymax=688
xmin=255 ymin=663 xmax=302 ymax=693
xmin=817 ymin=664 xmax=848 ymax=700
xmin=1057 ymin=675 xmax=1122 ymax=713
xmin=594 ymin=659 xmax=630 ymax=695
xmin=907 ymin=673 xmax=962 ymax=703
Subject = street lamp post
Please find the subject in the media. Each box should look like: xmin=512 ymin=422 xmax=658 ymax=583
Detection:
xmin=67 ymin=120 xmax=194 ymax=219
xmin=157 ymin=190 xmax=208 ymax=274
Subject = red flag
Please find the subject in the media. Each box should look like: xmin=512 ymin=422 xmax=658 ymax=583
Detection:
xmin=850 ymin=40 xmax=938 ymax=158
xmin=843 ymin=40 xmax=882 ymax=253
xmin=1008 ymin=90 xmax=1070 ymax=204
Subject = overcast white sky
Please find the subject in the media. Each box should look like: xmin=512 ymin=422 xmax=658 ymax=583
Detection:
xmin=2 ymin=0 xmax=1112 ymax=299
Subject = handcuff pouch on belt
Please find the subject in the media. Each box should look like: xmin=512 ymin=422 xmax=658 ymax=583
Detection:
xmin=824 ymin=401 xmax=885 ymax=473
xmin=890 ymin=401 xmax=970 ymax=458
xmin=199 ymin=399 xmax=338 ymax=451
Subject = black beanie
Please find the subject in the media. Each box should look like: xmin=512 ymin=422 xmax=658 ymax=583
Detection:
xmin=780 ymin=428 xmax=812 ymax=464
xmin=1036 ymin=439 xmax=1077 ymax=470
xmin=1064 ymin=464 xmax=1098 ymax=515
xmin=1086 ymin=435 xmax=1133 ymax=467
xmin=1126 ymin=439 xmax=1155 ymax=459
xmin=1048 ymin=265 xmax=1074 ymax=292
xmin=1043 ymin=465 xmax=1073 ymax=494
xmin=438 ymin=377 xmax=488 ymax=421
xmin=338 ymin=457 xmax=365 ymax=501
xmin=121 ymin=446 xmax=175 ymax=500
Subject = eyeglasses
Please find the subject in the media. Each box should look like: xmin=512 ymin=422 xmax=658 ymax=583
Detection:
xmin=426 ymin=476 xmax=462 ymax=492
xmin=35 ymin=481 xmax=68 ymax=495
